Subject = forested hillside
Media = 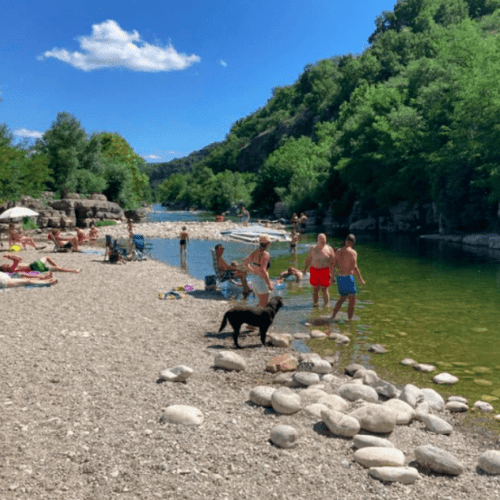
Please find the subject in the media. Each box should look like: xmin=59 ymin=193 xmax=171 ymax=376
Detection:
xmin=153 ymin=0 xmax=500 ymax=232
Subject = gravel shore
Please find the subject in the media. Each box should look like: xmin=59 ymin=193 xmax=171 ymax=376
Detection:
xmin=1 ymin=241 xmax=500 ymax=500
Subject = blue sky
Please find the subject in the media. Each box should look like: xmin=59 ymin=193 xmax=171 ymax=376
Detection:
xmin=1 ymin=0 xmax=396 ymax=163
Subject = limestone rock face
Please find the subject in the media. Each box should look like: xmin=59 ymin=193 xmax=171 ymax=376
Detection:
xmin=214 ymin=351 xmax=247 ymax=371
xmin=270 ymin=425 xmax=298 ymax=449
xmin=353 ymin=447 xmax=405 ymax=468
xmin=368 ymin=467 xmax=420 ymax=484
xmin=414 ymin=445 xmax=463 ymax=475
xmin=162 ymin=405 xmax=204 ymax=426
xmin=349 ymin=404 xmax=398 ymax=434
xmin=321 ymin=409 xmax=360 ymax=438
xmin=249 ymin=386 xmax=276 ymax=407
xmin=271 ymin=387 xmax=302 ymax=415
xmin=338 ymin=384 xmax=379 ymax=403
xmin=478 ymin=450 xmax=500 ymax=475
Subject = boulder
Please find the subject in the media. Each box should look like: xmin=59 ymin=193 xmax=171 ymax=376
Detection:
xmin=321 ymin=409 xmax=360 ymax=438
xmin=382 ymin=399 xmax=416 ymax=425
xmin=345 ymin=363 xmax=365 ymax=376
xmin=353 ymin=447 xmax=405 ymax=468
xmin=338 ymin=384 xmax=379 ymax=403
xmin=298 ymin=388 xmax=329 ymax=406
xmin=266 ymin=354 xmax=298 ymax=373
xmin=271 ymin=387 xmax=302 ymax=415
xmin=318 ymin=394 xmax=350 ymax=413
xmin=161 ymin=405 xmax=204 ymax=426
xmin=474 ymin=400 xmax=494 ymax=413
xmin=420 ymin=414 xmax=453 ymax=435
xmin=433 ymin=372 xmax=459 ymax=385
xmin=349 ymin=404 xmax=398 ymax=434
xmin=293 ymin=371 xmax=321 ymax=387
xmin=399 ymin=384 xmax=423 ymax=408
xmin=159 ymin=365 xmax=194 ymax=382
xmin=304 ymin=403 xmax=331 ymax=420
xmin=368 ymin=467 xmax=420 ymax=484
xmin=478 ymin=450 xmax=500 ymax=475
xmin=353 ymin=435 xmax=394 ymax=449
xmin=414 ymin=445 xmax=463 ymax=475
xmin=214 ymin=351 xmax=247 ymax=371
xmin=268 ymin=333 xmax=291 ymax=348
xmin=249 ymin=386 xmax=276 ymax=407
xmin=421 ymin=388 xmax=445 ymax=412
xmin=270 ymin=425 xmax=298 ymax=449
xmin=445 ymin=401 xmax=468 ymax=413
xmin=298 ymin=358 xmax=332 ymax=374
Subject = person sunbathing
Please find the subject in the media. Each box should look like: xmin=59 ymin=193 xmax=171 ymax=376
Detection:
xmin=0 ymin=271 xmax=58 ymax=288
xmin=8 ymin=224 xmax=42 ymax=250
xmin=48 ymin=229 xmax=80 ymax=252
xmin=1 ymin=254 xmax=81 ymax=274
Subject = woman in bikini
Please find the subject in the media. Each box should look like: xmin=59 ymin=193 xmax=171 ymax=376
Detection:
xmin=244 ymin=234 xmax=273 ymax=307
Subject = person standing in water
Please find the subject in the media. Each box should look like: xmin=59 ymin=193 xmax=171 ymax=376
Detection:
xmin=302 ymin=233 xmax=335 ymax=308
xmin=179 ymin=226 xmax=189 ymax=261
xmin=331 ymin=234 xmax=366 ymax=321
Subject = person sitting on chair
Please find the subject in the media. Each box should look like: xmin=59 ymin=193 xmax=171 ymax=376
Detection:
xmin=214 ymin=244 xmax=251 ymax=295
xmin=48 ymin=229 xmax=80 ymax=252
xmin=87 ymin=223 xmax=99 ymax=243
xmin=8 ymin=224 xmax=41 ymax=250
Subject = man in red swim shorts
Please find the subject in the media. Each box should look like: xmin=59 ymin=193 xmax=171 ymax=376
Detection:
xmin=302 ymin=233 xmax=335 ymax=308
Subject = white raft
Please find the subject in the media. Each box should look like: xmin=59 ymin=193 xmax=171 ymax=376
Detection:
xmin=220 ymin=224 xmax=291 ymax=243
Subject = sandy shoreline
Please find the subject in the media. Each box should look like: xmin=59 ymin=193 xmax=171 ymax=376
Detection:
xmin=1 ymin=247 xmax=500 ymax=499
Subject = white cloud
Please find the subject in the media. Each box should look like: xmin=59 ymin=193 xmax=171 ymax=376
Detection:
xmin=14 ymin=128 xmax=43 ymax=139
xmin=144 ymin=154 xmax=161 ymax=160
xmin=38 ymin=20 xmax=201 ymax=72
xmin=219 ymin=59 xmax=227 ymax=67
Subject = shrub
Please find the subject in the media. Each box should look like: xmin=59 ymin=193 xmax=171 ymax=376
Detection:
xmin=95 ymin=220 xmax=117 ymax=227
xmin=21 ymin=217 xmax=39 ymax=230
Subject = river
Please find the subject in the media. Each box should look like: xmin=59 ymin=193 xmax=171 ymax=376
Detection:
xmin=147 ymin=206 xmax=500 ymax=409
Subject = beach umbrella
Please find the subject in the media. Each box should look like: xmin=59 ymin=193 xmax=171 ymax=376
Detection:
xmin=0 ymin=206 xmax=39 ymax=221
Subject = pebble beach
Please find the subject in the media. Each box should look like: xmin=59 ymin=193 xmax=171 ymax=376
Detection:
xmin=2 ymin=223 xmax=500 ymax=499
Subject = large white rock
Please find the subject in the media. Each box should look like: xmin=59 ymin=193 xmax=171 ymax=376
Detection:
xmin=401 ymin=358 xmax=416 ymax=366
xmin=249 ymin=386 xmax=276 ymax=407
xmin=214 ymin=351 xmax=247 ymax=371
xmin=268 ymin=333 xmax=291 ymax=348
xmin=310 ymin=330 xmax=327 ymax=339
xmin=331 ymin=332 xmax=350 ymax=345
xmin=399 ymin=384 xmax=423 ymax=408
xmin=299 ymin=388 xmax=329 ymax=405
xmin=162 ymin=405 xmax=204 ymax=426
xmin=382 ymin=399 xmax=416 ymax=425
xmin=478 ymin=450 xmax=500 ymax=475
xmin=414 ymin=445 xmax=463 ymax=475
xmin=318 ymin=394 xmax=350 ymax=413
xmin=413 ymin=363 xmax=436 ymax=373
xmin=321 ymin=409 xmax=360 ymax=438
xmin=338 ymin=384 xmax=379 ymax=403
xmin=360 ymin=370 xmax=379 ymax=386
xmin=298 ymin=358 xmax=332 ymax=374
xmin=445 ymin=401 xmax=468 ymax=413
xmin=368 ymin=467 xmax=420 ymax=484
xmin=270 ymin=425 xmax=298 ymax=449
xmin=293 ymin=371 xmax=321 ymax=387
xmin=349 ymin=404 xmax=397 ymax=434
xmin=447 ymin=395 xmax=468 ymax=404
xmin=304 ymin=403 xmax=331 ymax=419
xmin=353 ymin=447 xmax=405 ymax=468
xmin=353 ymin=435 xmax=394 ymax=449
xmin=474 ymin=400 xmax=494 ymax=413
xmin=271 ymin=387 xmax=302 ymax=415
xmin=159 ymin=365 xmax=194 ymax=382
xmin=421 ymin=388 xmax=445 ymax=412
xmin=420 ymin=414 xmax=453 ymax=435
xmin=433 ymin=372 xmax=459 ymax=385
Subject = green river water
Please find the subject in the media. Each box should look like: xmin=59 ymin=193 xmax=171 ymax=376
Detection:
xmin=274 ymin=233 xmax=500 ymax=413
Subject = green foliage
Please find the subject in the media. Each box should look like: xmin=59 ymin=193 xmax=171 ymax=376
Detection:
xmin=21 ymin=217 xmax=38 ymax=230
xmin=95 ymin=219 xmax=117 ymax=227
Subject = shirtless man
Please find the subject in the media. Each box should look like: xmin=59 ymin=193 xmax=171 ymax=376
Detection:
xmin=302 ymin=233 xmax=335 ymax=307
xmin=214 ymin=244 xmax=251 ymax=295
xmin=331 ymin=234 xmax=366 ymax=321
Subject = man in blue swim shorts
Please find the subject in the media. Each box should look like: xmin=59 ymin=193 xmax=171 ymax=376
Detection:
xmin=331 ymin=234 xmax=366 ymax=320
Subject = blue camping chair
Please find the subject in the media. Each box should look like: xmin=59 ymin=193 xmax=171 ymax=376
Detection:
xmin=132 ymin=234 xmax=152 ymax=260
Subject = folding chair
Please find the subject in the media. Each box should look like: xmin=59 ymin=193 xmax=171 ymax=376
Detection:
xmin=103 ymin=235 xmax=113 ymax=261
xmin=132 ymin=234 xmax=152 ymax=261
xmin=210 ymin=249 xmax=243 ymax=293
xmin=48 ymin=233 xmax=72 ymax=253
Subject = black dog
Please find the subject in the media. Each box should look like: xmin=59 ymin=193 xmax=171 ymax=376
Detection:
xmin=218 ymin=296 xmax=284 ymax=348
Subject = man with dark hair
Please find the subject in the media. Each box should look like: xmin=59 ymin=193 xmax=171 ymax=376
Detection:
xmin=331 ymin=234 xmax=366 ymax=321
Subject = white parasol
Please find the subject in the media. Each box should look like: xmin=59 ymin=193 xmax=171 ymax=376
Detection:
xmin=0 ymin=206 xmax=39 ymax=221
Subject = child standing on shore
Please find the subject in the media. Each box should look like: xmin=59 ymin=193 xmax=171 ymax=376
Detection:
xmin=179 ymin=226 xmax=189 ymax=261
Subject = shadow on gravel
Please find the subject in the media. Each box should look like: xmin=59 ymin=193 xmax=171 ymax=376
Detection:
xmin=188 ymin=290 xmax=227 ymax=300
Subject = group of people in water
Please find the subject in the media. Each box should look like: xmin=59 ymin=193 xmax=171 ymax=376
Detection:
xmin=214 ymin=227 xmax=365 ymax=321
